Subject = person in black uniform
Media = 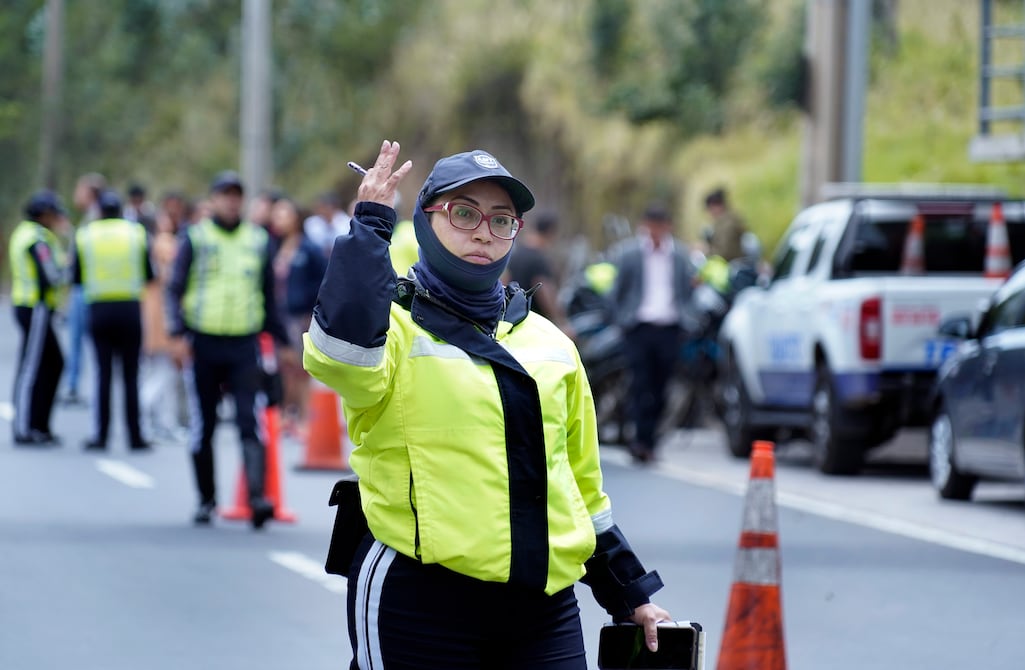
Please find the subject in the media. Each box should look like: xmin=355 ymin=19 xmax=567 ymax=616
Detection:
xmin=165 ymin=171 xmax=293 ymax=529
xmin=10 ymin=191 xmax=67 ymax=446
xmin=70 ymin=190 xmax=155 ymax=451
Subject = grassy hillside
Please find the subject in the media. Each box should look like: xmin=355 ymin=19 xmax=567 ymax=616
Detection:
xmin=680 ymin=0 xmax=1025 ymax=254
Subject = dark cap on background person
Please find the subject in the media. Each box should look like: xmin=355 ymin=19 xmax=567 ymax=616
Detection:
xmin=210 ymin=171 xmax=244 ymax=195
xmin=418 ymin=150 xmax=535 ymax=216
xmin=97 ymin=190 xmax=123 ymax=219
xmin=642 ymin=203 xmax=672 ymax=223
xmin=24 ymin=190 xmax=66 ymax=220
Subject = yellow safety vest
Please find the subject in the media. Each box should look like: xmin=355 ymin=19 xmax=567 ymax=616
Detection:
xmin=182 ymin=219 xmax=267 ymax=336
xmin=76 ymin=218 xmax=149 ymax=303
xmin=9 ymin=221 xmax=64 ymax=309
xmin=304 ymin=305 xmax=609 ymax=595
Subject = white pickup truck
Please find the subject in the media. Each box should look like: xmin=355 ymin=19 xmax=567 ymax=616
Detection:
xmin=718 ymin=188 xmax=1022 ymax=474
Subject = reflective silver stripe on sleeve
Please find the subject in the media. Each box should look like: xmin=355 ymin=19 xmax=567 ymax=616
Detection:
xmin=308 ymin=318 xmax=384 ymax=367
xmin=504 ymin=345 xmax=575 ymax=367
xmin=409 ymin=336 xmax=473 ymax=361
xmin=591 ymin=508 xmax=614 ymax=534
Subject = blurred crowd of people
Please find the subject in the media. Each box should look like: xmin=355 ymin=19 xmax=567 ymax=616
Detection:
xmin=9 ymin=166 xmax=760 ymax=507
xmin=7 ymin=170 xmax=375 ymax=528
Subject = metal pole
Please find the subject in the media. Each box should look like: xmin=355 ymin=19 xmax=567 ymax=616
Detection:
xmin=841 ymin=0 xmax=870 ymax=182
xmin=241 ymin=0 xmax=272 ymax=198
xmin=39 ymin=0 xmax=64 ymax=189
xmin=980 ymin=0 xmax=992 ymax=135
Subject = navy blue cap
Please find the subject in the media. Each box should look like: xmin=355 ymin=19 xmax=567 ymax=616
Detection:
xmin=210 ymin=170 xmax=244 ymax=194
xmin=24 ymin=190 xmax=66 ymax=219
xmin=97 ymin=190 xmax=123 ymax=219
xmin=419 ymin=150 xmax=535 ymax=216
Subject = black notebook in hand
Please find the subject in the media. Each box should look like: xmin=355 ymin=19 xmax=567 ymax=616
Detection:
xmin=597 ymin=621 xmax=704 ymax=670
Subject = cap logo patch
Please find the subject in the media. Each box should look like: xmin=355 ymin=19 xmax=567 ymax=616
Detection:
xmin=473 ymin=154 xmax=499 ymax=169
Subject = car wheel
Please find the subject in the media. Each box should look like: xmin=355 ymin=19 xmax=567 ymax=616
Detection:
xmin=928 ymin=404 xmax=976 ymax=500
xmin=809 ymin=366 xmax=863 ymax=475
xmin=721 ymin=353 xmax=756 ymax=459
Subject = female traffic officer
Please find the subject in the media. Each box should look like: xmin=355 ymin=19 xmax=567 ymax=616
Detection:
xmin=303 ymin=140 xmax=671 ymax=670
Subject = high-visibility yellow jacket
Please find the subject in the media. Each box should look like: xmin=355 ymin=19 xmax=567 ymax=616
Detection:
xmin=304 ymin=202 xmax=662 ymax=616
xmin=9 ymin=220 xmax=64 ymax=309
xmin=181 ymin=219 xmax=267 ymax=336
xmin=306 ymin=291 xmax=609 ymax=594
xmin=75 ymin=218 xmax=150 ymax=303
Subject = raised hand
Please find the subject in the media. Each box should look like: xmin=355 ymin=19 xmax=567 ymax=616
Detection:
xmin=356 ymin=140 xmax=413 ymax=208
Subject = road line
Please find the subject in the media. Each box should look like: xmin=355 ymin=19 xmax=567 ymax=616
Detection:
xmin=269 ymin=551 xmax=347 ymax=594
xmin=603 ymin=450 xmax=1025 ymax=566
xmin=95 ymin=459 xmax=155 ymax=489
xmin=0 ymin=401 xmax=13 ymax=422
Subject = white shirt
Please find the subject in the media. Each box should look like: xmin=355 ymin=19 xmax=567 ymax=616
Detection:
xmin=636 ymin=233 xmax=678 ymax=326
xmin=304 ymin=212 xmax=352 ymax=253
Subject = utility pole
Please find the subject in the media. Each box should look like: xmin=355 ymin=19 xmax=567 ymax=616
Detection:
xmin=241 ymin=0 xmax=272 ymax=198
xmin=39 ymin=0 xmax=64 ymax=189
xmin=800 ymin=0 xmax=870 ymax=205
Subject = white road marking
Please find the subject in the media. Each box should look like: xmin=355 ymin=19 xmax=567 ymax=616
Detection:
xmin=269 ymin=551 xmax=347 ymax=594
xmin=603 ymin=450 xmax=1025 ymax=566
xmin=0 ymin=401 xmax=14 ymax=422
xmin=95 ymin=459 xmax=155 ymax=489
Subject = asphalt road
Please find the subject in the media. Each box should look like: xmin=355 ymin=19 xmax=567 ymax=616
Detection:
xmin=1 ymin=298 xmax=1024 ymax=669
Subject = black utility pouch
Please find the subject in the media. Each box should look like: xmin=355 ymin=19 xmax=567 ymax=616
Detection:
xmin=325 ymin=474 xmax=369 ymax=576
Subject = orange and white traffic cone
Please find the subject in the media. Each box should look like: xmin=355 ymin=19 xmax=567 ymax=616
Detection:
xmin=985 ymin=202 xmax=1012 ymax=280
xmin=717 ymin=440 xmax=786 ymax=670
xmin=295 ymin=380 xmax=349 ymax=471
xmin=221 ymin=334 xmax=297 ymax=523
xmin=220 ymin=402 xmax=298 ymax=523
xmin=900 ymin=214 xmax=926 ymax=275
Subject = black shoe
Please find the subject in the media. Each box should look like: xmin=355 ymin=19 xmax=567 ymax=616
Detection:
xmin=83 ymin=439 xmax=107 ymax=451
xmin=129 ymin=440 xmax=152 ymax=451
xmin=629 ymin=442 xmax=655 ymax=465
xmin=13 ymin=431 xmax=60 ymax=447
xmin=250 ymin=498 xmax=275 ymax=530
xmin=193 ymin=501 xmax=216 ymax=525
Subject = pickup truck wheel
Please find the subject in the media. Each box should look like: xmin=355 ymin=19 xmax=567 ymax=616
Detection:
xmin=722 ymin=357 xmax=756 ymax=458
xmin=928 ymin=404 xmax=976 ymax=500
xmin=810 ymin=367 xmax=863 ymax=475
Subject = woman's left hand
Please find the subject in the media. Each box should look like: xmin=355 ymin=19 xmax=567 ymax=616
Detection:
xmin=629 ymin=602 xmax=673 ymax=652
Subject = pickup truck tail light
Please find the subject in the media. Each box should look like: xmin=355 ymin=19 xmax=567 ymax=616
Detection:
xmin=860 ymin=297 xmax=882 ymax=360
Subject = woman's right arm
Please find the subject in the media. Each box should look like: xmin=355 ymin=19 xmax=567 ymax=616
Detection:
xmin=303 ymin=140 xmax=412 ymax=407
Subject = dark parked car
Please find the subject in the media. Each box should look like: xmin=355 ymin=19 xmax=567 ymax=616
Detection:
xmin=929 ymin=263 xmax=1025 ymax=500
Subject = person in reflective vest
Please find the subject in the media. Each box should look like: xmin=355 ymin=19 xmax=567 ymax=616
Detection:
xmin=70 ymin=190 xmax=155 ymax=451
xmin=304 ymin=141 xmax=671 ymax=669
xmin=10 ymin=190 xmax=68 ymax=446
xmin=165 ymin=171 xmax=293 ymax=530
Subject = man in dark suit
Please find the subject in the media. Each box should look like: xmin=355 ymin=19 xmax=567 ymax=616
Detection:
xmin=609 ymin=204 xmax=695 ymax=463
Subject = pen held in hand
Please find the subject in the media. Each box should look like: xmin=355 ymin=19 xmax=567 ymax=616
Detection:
xmin=347 ymin=161 xmax=368 ymax=176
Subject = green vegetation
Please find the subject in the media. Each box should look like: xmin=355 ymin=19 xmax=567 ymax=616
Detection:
xmin=3 ymin=0 xmax=1025 ymax=267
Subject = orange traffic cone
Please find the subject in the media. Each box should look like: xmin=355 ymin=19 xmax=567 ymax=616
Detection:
xmin=717 ymin=440 xmax=786 ymax=670
xmin=296 ymin=380 xmax=349 ymax=471
xmin=900 ymin=214 xmax=925 ymax=275
xmin=221 ymin=334 xmax=297 ymax=523
xmin=220 ymin=402 xmax=298 ymax=523
xmin=985 ymin=202 xmax=1012 ymax=280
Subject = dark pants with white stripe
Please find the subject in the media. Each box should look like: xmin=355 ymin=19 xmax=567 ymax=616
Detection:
xmin=88 ymin=301 xmax=144 ymax=446
xmin=186 ymin=333 xmax=265 ymax=505
xmin=625 ymin=323 xmax=683 ymax=455
xmin=347 ymin=535 xmax=587 ymax=670
xmin=12 ymin=305 xmax=63 ymax=439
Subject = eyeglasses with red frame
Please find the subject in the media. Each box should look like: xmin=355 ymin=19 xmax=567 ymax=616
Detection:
xmin=423 ymin=201 xmax=523 ymax=240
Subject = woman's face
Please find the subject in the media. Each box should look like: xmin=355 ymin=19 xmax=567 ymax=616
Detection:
xmin=270 ymin=200 xmax=301 ymax=237
xmin=427 ymin=180 xmax=515 ymax=265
